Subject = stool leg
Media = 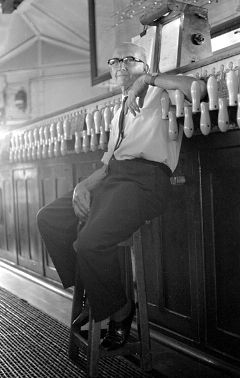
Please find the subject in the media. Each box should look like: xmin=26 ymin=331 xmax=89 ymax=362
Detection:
xmin=87 ymin=308 xmax=101 ymax=378
xmin=69 ymin=270 xmax=85 ymax=361
xmin=119 ymin=246 xmax=134 ymax=302
xmin=132 ymin=229 xmax=152 ymax=372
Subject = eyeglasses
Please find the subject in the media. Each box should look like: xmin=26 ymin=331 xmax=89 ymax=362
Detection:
xmin=107 ymin=56 xmax=145 ymax=67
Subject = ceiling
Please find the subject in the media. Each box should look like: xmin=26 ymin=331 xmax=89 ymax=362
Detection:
xmin=0 ymin=0 xmax=90 ymax=73
xmin=0 ymin=0 xmax=25 ymax=13
xmin=0 ymin=0 xmax=239 ymax=75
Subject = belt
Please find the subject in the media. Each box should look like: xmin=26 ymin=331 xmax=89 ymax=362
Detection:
xmin=111 ymin=156 xmax=172 ymax=177
xmin=133 ymin=158 xmax=172 ymax=177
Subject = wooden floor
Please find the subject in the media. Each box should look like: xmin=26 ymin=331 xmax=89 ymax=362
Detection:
xmin=0 ymin=260 xmax=238 ymax=378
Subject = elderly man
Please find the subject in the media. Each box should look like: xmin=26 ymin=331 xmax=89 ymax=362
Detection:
xmin=37 ymin=42 xmax=206 ymax=350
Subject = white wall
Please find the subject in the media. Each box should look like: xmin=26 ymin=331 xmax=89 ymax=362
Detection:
xmin=30 ymin=72 xmax=109 ymax=118
xmin=2 ymin=63 xmax=109 ymax=126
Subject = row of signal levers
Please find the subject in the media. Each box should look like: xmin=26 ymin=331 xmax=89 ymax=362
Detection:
xmin=9 ymin=61 xmax=240 ymax=162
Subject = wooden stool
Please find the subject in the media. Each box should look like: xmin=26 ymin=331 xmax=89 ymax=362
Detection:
xmin=69 ymin=226 xmax=152 ymax=377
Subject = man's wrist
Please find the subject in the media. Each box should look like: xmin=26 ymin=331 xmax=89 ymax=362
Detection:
xmin=145 ymin=73 xmax=158 ymax=86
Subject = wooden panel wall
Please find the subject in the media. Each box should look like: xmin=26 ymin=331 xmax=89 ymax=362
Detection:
xmin=0 ymin=169 xmax=16 ymax=262
xmin=143 ymin=150 xmax=203 ymax=342
xmin=13 ymin=166 xmax=42 ymax=273
xmin=201 ymin=146 xmax=240 ymax=360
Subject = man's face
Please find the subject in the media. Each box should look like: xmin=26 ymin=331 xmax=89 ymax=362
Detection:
xmin=109 ymin=45 xmax=147 ymax=90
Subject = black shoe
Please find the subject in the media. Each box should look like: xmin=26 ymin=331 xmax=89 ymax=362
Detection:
xmin=101 ymin=301 xmax=135 ymax=351
xmin=72 ymin=301 xmax=89 ymax=327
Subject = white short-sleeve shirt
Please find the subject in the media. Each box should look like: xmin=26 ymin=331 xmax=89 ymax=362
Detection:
xmin=102 ymin=86 xmax=184 ymax=172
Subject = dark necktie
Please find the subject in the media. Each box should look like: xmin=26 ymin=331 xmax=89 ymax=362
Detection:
xmin=114 ymin=96 xmax=128 ymax=151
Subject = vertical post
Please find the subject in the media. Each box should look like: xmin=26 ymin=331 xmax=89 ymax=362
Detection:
xmin=132 ymin=228 xmax=152 ymax=372
xmin=68 ymin=267 xmax=85 ymax=361
xmin=87 ymin=308 xmax=101 ymax=378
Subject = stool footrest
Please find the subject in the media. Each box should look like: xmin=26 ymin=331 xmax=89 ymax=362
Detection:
xmin=71 ymin=330 xmax=89 ymax=347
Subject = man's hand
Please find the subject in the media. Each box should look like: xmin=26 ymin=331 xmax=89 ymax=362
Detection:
xmin=72 ymin=164 xmax=108 ymax=223
xmin=125 ymin=74 xmax=148 ymax=116
xmin=72 ymin=182 xmax=90 ymax=222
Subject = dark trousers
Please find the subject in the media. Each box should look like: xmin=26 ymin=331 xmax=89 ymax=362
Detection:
xmin=37 ymin=158 xmax=172 ymax=321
